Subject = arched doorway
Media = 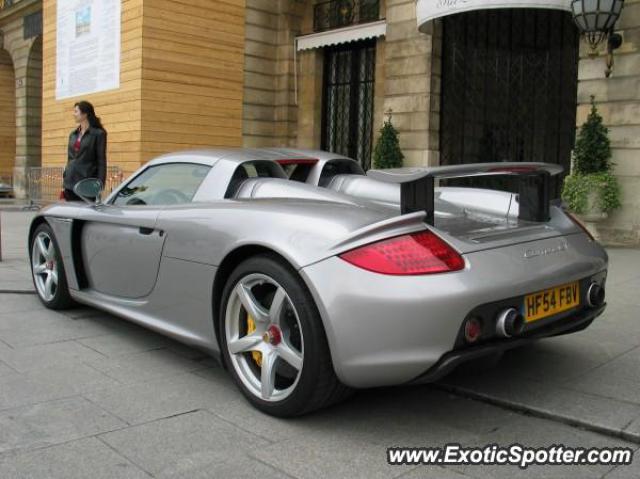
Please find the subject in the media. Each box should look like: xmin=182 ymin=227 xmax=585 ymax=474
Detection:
xmin=439 ymin=9 xmax=579 ymax=179
xmin=0 ymin=47 xmax=15 ymax=192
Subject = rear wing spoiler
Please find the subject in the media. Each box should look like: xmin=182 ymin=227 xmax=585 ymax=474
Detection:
xmin=367 ymin=163 xmax=564 ymax=225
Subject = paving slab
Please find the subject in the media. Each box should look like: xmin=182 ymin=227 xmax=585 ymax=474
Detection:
xmin=625 ymin=417 xmax=640 ymax=439
xmin=0 ymin=437 xmax=150 ymax=479
xmin=0 ymin=362 xmax=119 ymax=411
xmin=464 ymin=334 xmax=638 ymax=384
xmin=605 ymin=451 xmax=640 ymax=479
xmin=0 ymin=339 xmax=105 ymax=373
xmin=441 ymin=369 xmax=640 ymax=441
xmin=0 ymin=359 xmax=15 ymax=377
xmin=77 ymin=330 xmax=174 ymax=357
xmin=0 ymin=211 xmax=34 ymax=293
xmin=0 ymin=212 xmax=34 ymax=261
xmin=100 ymin=410 xmax=271 ymax=478
xmin=167 ymin=456 xmax=295 ymax=479
xmin=0 ymin=260 xmax=32 ymax=293
xmin=566 ymin=347 xmax=640 ymax=406
xmin=0 ymin=396 xmax=126 ymax=454
xmin=84 ymin=348 xmax=207 ymax=385
xmin=399 ymin=468 xmax=474 ymax=479
xmin=0 ymin=294 xmax=41 ymax=315
xmin=84 ymin=369 xmax=238 ymax=425
xmin=252 ymin=431 xmax=412 ymax=479
xmin=605 ymin=248 xmax=640 ymax=285
xmin=0 ymin=311 xmax=116 ymax=348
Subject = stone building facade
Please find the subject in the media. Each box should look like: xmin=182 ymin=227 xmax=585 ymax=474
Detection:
xmin=241 ymin=0 xmax=640 ymax=245
xmin=0 ymin=0 xmax=638 ymax=245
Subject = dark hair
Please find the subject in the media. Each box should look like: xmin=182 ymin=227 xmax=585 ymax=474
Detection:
xmin=74 ymin=100 xmax=106 ymax=132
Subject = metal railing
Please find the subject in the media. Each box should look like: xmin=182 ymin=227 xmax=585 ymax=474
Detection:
xmin=313 ymin=0 xmax=380 ymax=32
xmin=25 ymin=166 xmax=124 ymax=207
xmin=0 ymin=173 xmax=13 ymax=198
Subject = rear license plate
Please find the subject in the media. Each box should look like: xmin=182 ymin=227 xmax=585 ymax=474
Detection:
xmin=524 ymin=282 xmax=580 ymax=323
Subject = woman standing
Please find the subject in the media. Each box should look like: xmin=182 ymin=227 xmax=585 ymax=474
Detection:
xmin=63 ymin=101 xmax=107 ymax=201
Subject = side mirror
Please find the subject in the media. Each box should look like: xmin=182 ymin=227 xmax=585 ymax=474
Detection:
xmin=73 ymin=178 xmax=103 ymax=205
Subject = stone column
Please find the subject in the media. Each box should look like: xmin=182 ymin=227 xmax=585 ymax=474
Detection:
xmin=12 ymin=62 xmax=28 ymax=199
xmin=382 ymin=0 xmax=435 ymax=167
xmin=296 ymin=48 xmax=323 ymax=149
xmin=242 ymin=0 xmax=307 ymax=148
xmin=12 ymin=37 xmax=41 ymax=199
xmin=7 ymin=37 xmax=37 ymax=199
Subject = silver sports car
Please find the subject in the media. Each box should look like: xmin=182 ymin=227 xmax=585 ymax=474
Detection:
xmin=28 ymin=148 xmax=608 ymax=417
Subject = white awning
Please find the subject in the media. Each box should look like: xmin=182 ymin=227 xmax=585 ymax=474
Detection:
xmin=417 ymin=0 xmax=572 ymax=31
xmin=296 ymin=20 xmax=386 ymax=51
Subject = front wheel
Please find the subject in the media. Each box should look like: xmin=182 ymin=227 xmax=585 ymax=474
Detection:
xmin=219 ymin=254 xmax=351 ymax=417
xmin=30 ymin=223 xmax=74 ymax=310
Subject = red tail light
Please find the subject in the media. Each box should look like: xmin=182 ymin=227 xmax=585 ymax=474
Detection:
xmin=339 ymin=231 xmax=465 ymax=275
xmin=59 ymin=190 xmax=65 ymax=201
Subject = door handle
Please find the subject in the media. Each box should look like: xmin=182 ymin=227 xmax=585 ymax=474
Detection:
xmin=138 ymin=226 xmax=154 ymax=235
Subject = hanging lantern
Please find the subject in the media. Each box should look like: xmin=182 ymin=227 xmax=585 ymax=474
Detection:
xmin=571 ymin=0 xmax=625 ymax=50
xmin=572 ymin=0 xmax=625 ymax=77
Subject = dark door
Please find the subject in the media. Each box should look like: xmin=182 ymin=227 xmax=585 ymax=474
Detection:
xmin=440 ymin=9 xmax=579 ymax=193
xmin=322 ymin=39 xmax=376 ymax=169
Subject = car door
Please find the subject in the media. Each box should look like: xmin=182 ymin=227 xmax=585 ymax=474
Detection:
xmin=81 ymin=162 xmax=211 ymax=299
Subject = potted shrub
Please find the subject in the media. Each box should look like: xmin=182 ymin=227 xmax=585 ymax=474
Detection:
xmin=562 ymin=97 xmax=621 ymax=237
xmin=373 ymin=111 xmax=404 ymax=169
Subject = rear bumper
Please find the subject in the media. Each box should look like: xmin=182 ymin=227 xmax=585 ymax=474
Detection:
xmin=300 ymin=233 xmax=608 ymax=388
xmin=408 ymin=303 xmax=605 ymax=384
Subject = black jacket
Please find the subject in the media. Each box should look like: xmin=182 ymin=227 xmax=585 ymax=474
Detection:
xmin=64 ymin=127 xmax=107 ymax=190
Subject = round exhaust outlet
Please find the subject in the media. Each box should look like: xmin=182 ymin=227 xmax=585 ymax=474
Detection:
xmin=587 ymin=283 xmax=605 ymax=308
xmin=496 ymin=308 xmax=525 ymax=338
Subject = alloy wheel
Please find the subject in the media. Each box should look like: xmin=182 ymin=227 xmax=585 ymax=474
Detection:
xmin=31 ymin=231 xmax=59 ymax=302
xmin=225 ymin=273 xmax=304 ymax=402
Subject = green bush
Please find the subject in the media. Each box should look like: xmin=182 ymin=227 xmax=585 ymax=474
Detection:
xmin=562 ymin=172 xmax=621 ymax=214
xmin=562 ymin=97 xmax=621 ymax=214
xmin=373 ymin=119 xmax=404 ymax=169
xmin=572 ymin=97 xmax=612 ymax=175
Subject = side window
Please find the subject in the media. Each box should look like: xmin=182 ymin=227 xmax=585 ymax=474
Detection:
xmin=282 ymin=163 xmax=314 ymax=182
xmin=112 ymin=163 xmax=210 ymax=206
xmin=319 ymin=159 xmax=365 ymax=186
xmin=225 ymin=160 xmax=286 ymax=198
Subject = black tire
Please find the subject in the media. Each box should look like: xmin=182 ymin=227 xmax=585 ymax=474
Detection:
xmin=29 ymin=223 xmax=75 ymax=310
xmin=219 ymin=254 xmax=352 ymax=417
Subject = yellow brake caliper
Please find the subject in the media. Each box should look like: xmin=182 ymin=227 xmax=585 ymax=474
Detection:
xmin=246 ymin=314 xmax=263 ymax=366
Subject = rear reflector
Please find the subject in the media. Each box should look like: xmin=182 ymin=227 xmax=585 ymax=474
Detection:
xmin=339 ymin=231 xmax=465 ymax=275
xmin=464 ymin=317 xmax=482 ymax=343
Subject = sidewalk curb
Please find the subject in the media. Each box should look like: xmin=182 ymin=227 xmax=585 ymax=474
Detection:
xmin=435 ymin=383 xmax=640 ymax=445
xmin=0 ymin=289 xmax=35 ymax=294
